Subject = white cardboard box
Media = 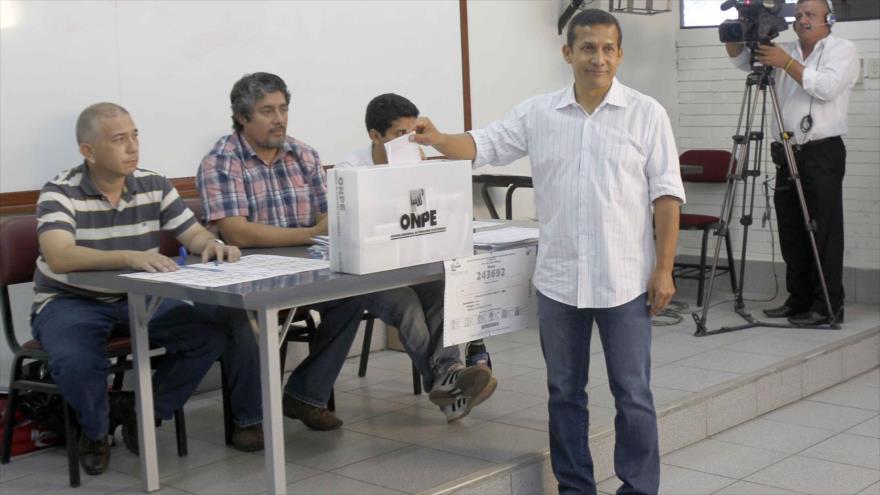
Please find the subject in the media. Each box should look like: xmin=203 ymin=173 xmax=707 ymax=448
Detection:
xmin=327 ymin=160 xmax=473 ymax=274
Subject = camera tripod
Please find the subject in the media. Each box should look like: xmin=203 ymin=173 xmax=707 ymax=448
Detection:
xmin=692 ymin=62 xmax=840 ymax=337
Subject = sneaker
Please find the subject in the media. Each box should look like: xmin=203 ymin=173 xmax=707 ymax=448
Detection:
xmin=78 ymin=433 xmax=111 ymax=475
xmin=232 ymin=423 xmax=264 ymax=452
xmin=429 ymin=363 xmax=492 ymax=407
xmin=109 ymin=391 xmax=138 ymax=456
xmin=465 ymin=341 xmax=493 ymax=370
xmin=439 ymin=377 xmax=498 ymax=423
xmin=282 ymin=393 xmax=342 ymax=430
xmin=471 ymin=376 xmax=498 ymax=409
xmin=441 ymin=396 xmax=471 ymax=423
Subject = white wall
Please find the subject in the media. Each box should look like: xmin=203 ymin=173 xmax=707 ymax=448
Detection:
xmin=0 ymin=0 xmax=464 ymax=192
xmin=467 ymin=0 xmax=680 ymax=221
xmin=0 ymin=0 xmax=463 ymax=383
xmin=677 ymin=20 xmax=880 ymax=269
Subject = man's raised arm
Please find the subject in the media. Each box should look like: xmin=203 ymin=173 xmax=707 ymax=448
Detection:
xmin=410 ymin=117 xmax=477 ymax=161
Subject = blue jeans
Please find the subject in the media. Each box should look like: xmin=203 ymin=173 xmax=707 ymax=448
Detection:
xmin=537 ymin=291 xmax=659 ymax=495
xmin=31 ymin=297 xmax=227 ymax=441
xmin=363 ymin=281 xmax=460 ymax=391
xmin=194 ymin=304 xmax=263 ymax=427
xmin=285 ymin=297 xmax=366 ymax=408
xmin=208 ymin=296 xmax=366 ymax=413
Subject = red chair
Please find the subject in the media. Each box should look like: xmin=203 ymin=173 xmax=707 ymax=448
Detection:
xmin=675 ymin=150 xmax=739 ymax=307
xmin=0 ymin=216 xmax=187 ymax=488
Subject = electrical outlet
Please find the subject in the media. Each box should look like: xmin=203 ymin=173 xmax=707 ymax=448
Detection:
xmin=865 ymin=57 xmax=880 ymax=79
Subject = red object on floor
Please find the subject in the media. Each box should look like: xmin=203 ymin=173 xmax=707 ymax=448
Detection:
xmin=0 ymin=394 xmax=61 ymax=457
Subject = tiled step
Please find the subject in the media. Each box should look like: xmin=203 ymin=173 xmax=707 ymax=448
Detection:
xmin=422 ymin=326 xmax=880 ymax=495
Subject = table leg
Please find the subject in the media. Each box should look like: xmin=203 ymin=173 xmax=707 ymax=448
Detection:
xmin=128 ymin=293 xmax=160 ymax=492
xmin=256 ymin=306 xmax=286 ymax=494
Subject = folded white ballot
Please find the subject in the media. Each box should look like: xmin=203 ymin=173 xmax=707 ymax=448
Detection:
xmin=327 ymin=160 xmax=473 ymax=274
xmin=383 ymin=131 xmax=423 ymax=165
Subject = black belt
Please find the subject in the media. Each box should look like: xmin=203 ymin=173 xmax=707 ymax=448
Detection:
xmin=792 ymin=136 xmax=842 ymax=153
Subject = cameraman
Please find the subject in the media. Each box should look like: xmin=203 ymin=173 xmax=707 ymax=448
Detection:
xmin=725 ymin=0 xmax=859 ymax=325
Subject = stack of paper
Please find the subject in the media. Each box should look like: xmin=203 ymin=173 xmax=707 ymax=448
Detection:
xmin=473 ymin=226 xmax=539 ymax=251
xmin=473 ymin=220 xmax=503 ymax=230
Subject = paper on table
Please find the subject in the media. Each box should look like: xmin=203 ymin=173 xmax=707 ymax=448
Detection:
xmin=120 ymin=254 xmax=329 ymax=288
xmin=473 ymin=220 xmax=504 ymax=230
xmin=384 ymin=132 xmax=422 ymax=165
xmin=473 ymin=226 xmax=539 ymax=250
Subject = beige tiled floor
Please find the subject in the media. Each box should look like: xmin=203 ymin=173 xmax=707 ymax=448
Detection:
xmin=598 ymin=369 xmax=880 ymax=495
xmin=1 ymin=286 xmax=877 ymax=494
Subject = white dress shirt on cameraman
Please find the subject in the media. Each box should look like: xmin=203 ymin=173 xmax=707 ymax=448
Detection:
xmin=729 ymin=36 xmax=859 ymax=145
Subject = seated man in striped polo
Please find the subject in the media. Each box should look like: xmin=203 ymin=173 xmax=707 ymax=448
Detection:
xmin=31 ymin=102 xmax=249 ymax=475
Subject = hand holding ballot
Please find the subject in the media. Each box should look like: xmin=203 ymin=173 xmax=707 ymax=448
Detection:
xmin=410 ymin=117 xmax=477 ymax=161
xmin=384 ymin=131 xmax=424 ymax=165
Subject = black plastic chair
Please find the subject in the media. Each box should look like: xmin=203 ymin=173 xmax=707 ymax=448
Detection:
xmin=472 ymin=174 xmax=534 ymax=220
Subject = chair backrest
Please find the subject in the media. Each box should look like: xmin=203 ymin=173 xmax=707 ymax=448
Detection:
xmin=158 ymin=197 xmax=206 ymax=257
xmin=0 ymin=215 xmax=39 ymax=352
xmin=679 ymin=149 xmax=736 ymax=183
xmin=0 ymin=215 xmax=39 ymax=287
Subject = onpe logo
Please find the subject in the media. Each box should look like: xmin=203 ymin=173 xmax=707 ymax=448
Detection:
xmin=401 ymin=188 xmax=437 ymax=230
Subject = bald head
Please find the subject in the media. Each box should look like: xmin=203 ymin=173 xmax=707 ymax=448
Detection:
xmin=76 ymin=102 xmax=130 ymax=144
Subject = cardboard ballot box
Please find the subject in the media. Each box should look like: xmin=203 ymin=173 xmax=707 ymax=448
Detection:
xmin=327 ymin=160 xmax=473 ymax=275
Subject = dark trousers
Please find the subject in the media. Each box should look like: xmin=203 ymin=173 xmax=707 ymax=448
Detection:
xmin=772 ymin=137 xmax=846 ymax=314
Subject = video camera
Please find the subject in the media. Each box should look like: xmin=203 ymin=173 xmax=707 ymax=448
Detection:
xmin=718 ymin=0 xmax=795 ymax=45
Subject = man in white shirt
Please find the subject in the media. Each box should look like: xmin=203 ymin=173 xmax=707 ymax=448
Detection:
xmin=338 ymin=93 xmax=496 ymax=422
xmin=412 ymin=9 xmax=684 ymax=494
xmin=725 ymin=0 xmax=858 ymax=326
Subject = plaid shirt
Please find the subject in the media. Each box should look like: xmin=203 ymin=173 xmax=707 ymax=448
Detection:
xmin=197 ymin=132 xmax=327 ymax=228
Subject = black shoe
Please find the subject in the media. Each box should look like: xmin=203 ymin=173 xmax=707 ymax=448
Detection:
xmin=763 ymin=304 xmax=800 ymax=318
xmin=109 ymin=391 xmax=138 ymax=456
xmin=78 ymin=434 xmax=111 ymax=475
xmin=788 ymin=308 xmax=844 ymax=326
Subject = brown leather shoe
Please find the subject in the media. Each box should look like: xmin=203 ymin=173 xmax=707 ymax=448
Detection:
xmin=282 ymin=394 xmax=342 ymax=430
xmin=78 ymin=434 xmax=111 ymax=475
xmin=232 ymin=424 xmax=264 ymax=452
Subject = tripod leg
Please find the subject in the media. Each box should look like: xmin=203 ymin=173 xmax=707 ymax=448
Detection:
xmin=724 ymin=230 xmax=738 ymax=295
xmin=697 ymin=227 xmax=710 ymax=307
xmin=696 ymin=74 xmax=764 ymax=331
xmin=766 ymin=85 xmax=837 ymax=325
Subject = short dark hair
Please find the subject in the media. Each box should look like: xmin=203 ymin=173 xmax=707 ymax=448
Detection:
xmin=365 ymin=93 xmax=420 ymax=136
xmin=230 ymin=72 xmax=291 ymax=132
xmin=566 ymin=9 xmax=622 ymax=48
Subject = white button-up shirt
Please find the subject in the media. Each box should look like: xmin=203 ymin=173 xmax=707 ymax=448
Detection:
xmin=469 ymin=80 xmax=685 ymax=309
xmin=731 ymin=35 xmax=859 ymax=145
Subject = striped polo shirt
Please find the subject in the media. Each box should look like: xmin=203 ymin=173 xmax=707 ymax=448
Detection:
xmin=32 ymin=163 xmax=197 ymax=313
